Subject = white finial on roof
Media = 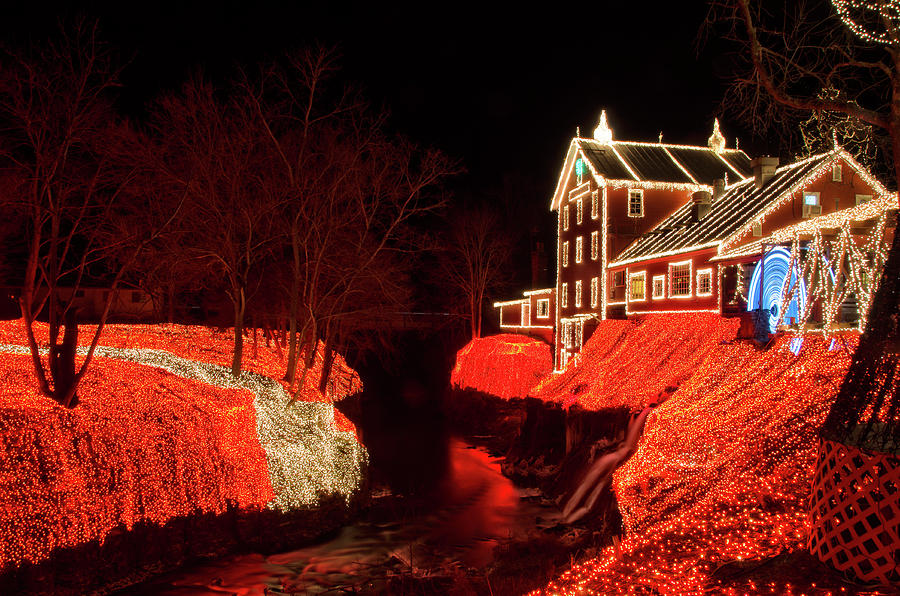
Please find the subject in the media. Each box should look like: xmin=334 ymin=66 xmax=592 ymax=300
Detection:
xmin=593 ymin=109 xmax=613 ymax=143
xmin=708 ymin=118 xmax=726 ymax=153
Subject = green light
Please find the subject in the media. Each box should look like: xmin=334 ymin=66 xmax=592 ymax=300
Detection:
xmin=576 ymin=158 xmax=584 ymax=179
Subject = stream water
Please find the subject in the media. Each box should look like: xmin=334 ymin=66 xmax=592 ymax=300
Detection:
xmin=125 ymin=438 xmax=564 ymax=595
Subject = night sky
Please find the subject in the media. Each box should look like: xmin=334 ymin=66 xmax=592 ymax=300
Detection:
xmin=0 ymin=1 xmax=756 ymax=218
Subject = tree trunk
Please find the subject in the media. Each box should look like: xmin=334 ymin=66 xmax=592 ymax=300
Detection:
xmin=54 ymin=308 xmax=80 ymax=408
xmin=167 ymin=281 xmax=176 ymax=324
xmin=318 ymin=335 xmax=335 ymax=395
xmin=231 ymin=288 xmax=245 ymax=377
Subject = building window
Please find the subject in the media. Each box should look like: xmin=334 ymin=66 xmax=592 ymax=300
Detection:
xmin=563 ymin=205 xmax=570 ymax=230
xmin=562 ymin=241 xmax=569 ymax=267
xmin=590 ymin=277 xmax=599 ymax=308
xmin=575 ymin=236 xmax=583 ymax=263
xmin=591 ymin=190 xmax=599 ymax=219
xmin=575 ymin=280 xmax=582 ymax=307
xmin=696 ymin=268 xmax=713 ymax=297
xmin=832 ymin=163 xmax=842 ymax=182
xmin=561 ymin=283 xmax=568 ymax=307
xmin=591 ymin=231 xmax=599 ymax=260
xmin=628 ymin=189 xmax=644 ymax=218
xmin=577 ymin=196 xmax=583 ymax=224
xmin=669 ymin=261 xmax=692 ymax=297
xmin=752 ymin=221 xmax=762 ymax=237
xmin=536 ymin=298 xmax=550 ymax=318
xmin=628 ymin=271 xmax=646 ymax=301
xmin=856 ymin=194 xmax=872 ymax=205
xmin=652 ymin=275 xmax=665 ymax=299
xmin=575 ymin=157 xmax=584 ymax=185
xmin=802 ymin=191 xmax=821 ymax=218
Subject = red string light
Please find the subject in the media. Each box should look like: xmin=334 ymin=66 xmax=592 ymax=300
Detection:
xmin=533 ymin=327 xmax=859 ymax=594
xmin=0 ymin=319 xmax=366 ymax=568
xmin=0 ymin=352 xmax=273 ymax=567
xmin=451 ymin=333 xmax=553 ymax=399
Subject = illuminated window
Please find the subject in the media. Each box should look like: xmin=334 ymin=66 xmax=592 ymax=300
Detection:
xmin=591 ymin=190 xmax=599 ymax=219
xmin=802 ymin=191 xmax=821 ymax=218
xmin=629 ymin=271 xmax=646 ymax=301
xmin=696 ymin=268 xmax=713 ymax=297
xmin=613 ymin=270 xmax=625 ymax=287
xmin=575 ymin=280 xmax=582 ymax=307
xmin=575 ymin=157 xmax=584 ymax=185
xmin=652 ymin=275 xmax=665 ymax=299
xmin=591 ymin=231 xmax=599 ymax=260
xmin=536 ymin=298 xmax=550 ymax=318
xmin=856 ymin=194 xmax=872 ymax=205
xmin=577 ymin=197 xmax=583 ymax=225
xmin=562 ymin=241 xmax=569 ymax=267
xmin=563 ymin=205 xmax=569 ymax=230
xmin=628 ymin=189 xmax=644 ymax=218
xmin=575 ymin=236 xmax=583 ymax=263
xmin=561 ymin=283 xmax=568 ymax=307
xmin=832 ymin=164 xmax=842 ymax=182
xmin=669 ymin=261 xmax=691 ymax=297
xmin=752 ymin=221 xmax=762 ymax=237
xmin=590 ymin=277 xmax=599 ymax=308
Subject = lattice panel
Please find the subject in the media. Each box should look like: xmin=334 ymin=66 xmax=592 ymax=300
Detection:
xmin=809 ymin=438 xmax=900 ymax=586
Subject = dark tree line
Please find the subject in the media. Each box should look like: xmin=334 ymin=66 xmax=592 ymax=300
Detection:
xmin=0 ymin=21 xmax=466 ymax=406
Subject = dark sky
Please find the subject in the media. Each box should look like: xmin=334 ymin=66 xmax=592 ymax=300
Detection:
xmin=0 ymin=1 xmax=755 ymax=208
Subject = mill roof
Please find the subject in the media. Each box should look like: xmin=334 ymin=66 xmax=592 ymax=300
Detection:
xmin=551 ymin=138 xmax=753 ymax=211
xmin=609 ymin=149 xmax=891 ymax=267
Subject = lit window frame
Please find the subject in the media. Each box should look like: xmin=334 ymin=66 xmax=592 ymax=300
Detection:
xmin=575 ymin=280 xmax=583 ymax=308
xmin=856 ymin=194 xmax=872 ymax=205
xmin=561 ymin=283 xmax=568 ymax=307
xmin=628 ymin=189 xmax=644 ymax=218
xmin=577 ymin=196 xmax=583 ymax=225
xmin=562 ymin=241 xmax=569 ymax=267
xmin=591 ymin=190 xmax=599 ymax=219
xmin=536 ymin=298 xmax=550 ymax=318
xmin=590 ymin=276 xmax=599 ymax=308
xmin=563 ymin=205 xmax=570 ymax=230
xmin=832 ymin=163 xmax=842 ymax=182
xmin=575 ymin=236 xmax=583 ymax=263
xmin=696 ymin=268 xmax=713 ymax=297
xmin=668 ymin=260 xmax=692 ymax=298
xmin=591 ymin=230 xmax=599 ymax=261
xmin=628 ymin=270 xmax=647 ymax=302
xmin=652 ymin=275 xmax=665 ymax=299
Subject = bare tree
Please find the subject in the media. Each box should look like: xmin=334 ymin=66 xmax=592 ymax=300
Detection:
xmin=435 ymin=203 xmax=514 ymax=340
xmin=709 ymin=0 xmax=900 ymax=185
xmin=0 ymin=21 xmax=168 ymax=407
xmin=149 ymin=76 xmax=279 ymax=376
xmin=242 ymin=48 xmax=457 ymax=392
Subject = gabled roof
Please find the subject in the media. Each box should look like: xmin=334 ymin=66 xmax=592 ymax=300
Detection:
xmin=550 ymin=138 xmax=752 ymax=210
xmin=609 ymin=148 xmax=893 ymax=267
xmin=711 ymin=195 xmax=897 ymax=262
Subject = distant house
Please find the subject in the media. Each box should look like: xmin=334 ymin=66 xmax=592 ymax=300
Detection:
xmin=496 ymin=111 xmax=896 ymax=370
xmin=1 ymin=286 xmax=155 ymax=322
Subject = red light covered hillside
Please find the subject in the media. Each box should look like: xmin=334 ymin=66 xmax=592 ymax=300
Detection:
xmin=451 ymin=334 xmax=553 ymax=400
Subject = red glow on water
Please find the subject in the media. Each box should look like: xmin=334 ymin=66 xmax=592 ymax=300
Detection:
xmin=451 ymin=333 xmax=552 ymax=399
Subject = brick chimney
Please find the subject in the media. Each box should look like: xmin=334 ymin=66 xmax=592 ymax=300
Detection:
xmin=750 ymin=156 xmax=779 ymax=189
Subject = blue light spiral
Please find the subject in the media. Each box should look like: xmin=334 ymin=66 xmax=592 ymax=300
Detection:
xmin=746 ymin=246 xmax=807 ymax=334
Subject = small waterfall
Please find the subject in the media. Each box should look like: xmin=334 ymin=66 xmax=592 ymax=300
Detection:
xmin=561 ymin=406 xmax=654 ymax=523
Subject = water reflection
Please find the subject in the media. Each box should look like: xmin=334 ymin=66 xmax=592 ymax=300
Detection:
xmin=126 ymin=440 xmax=545 ymax=595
